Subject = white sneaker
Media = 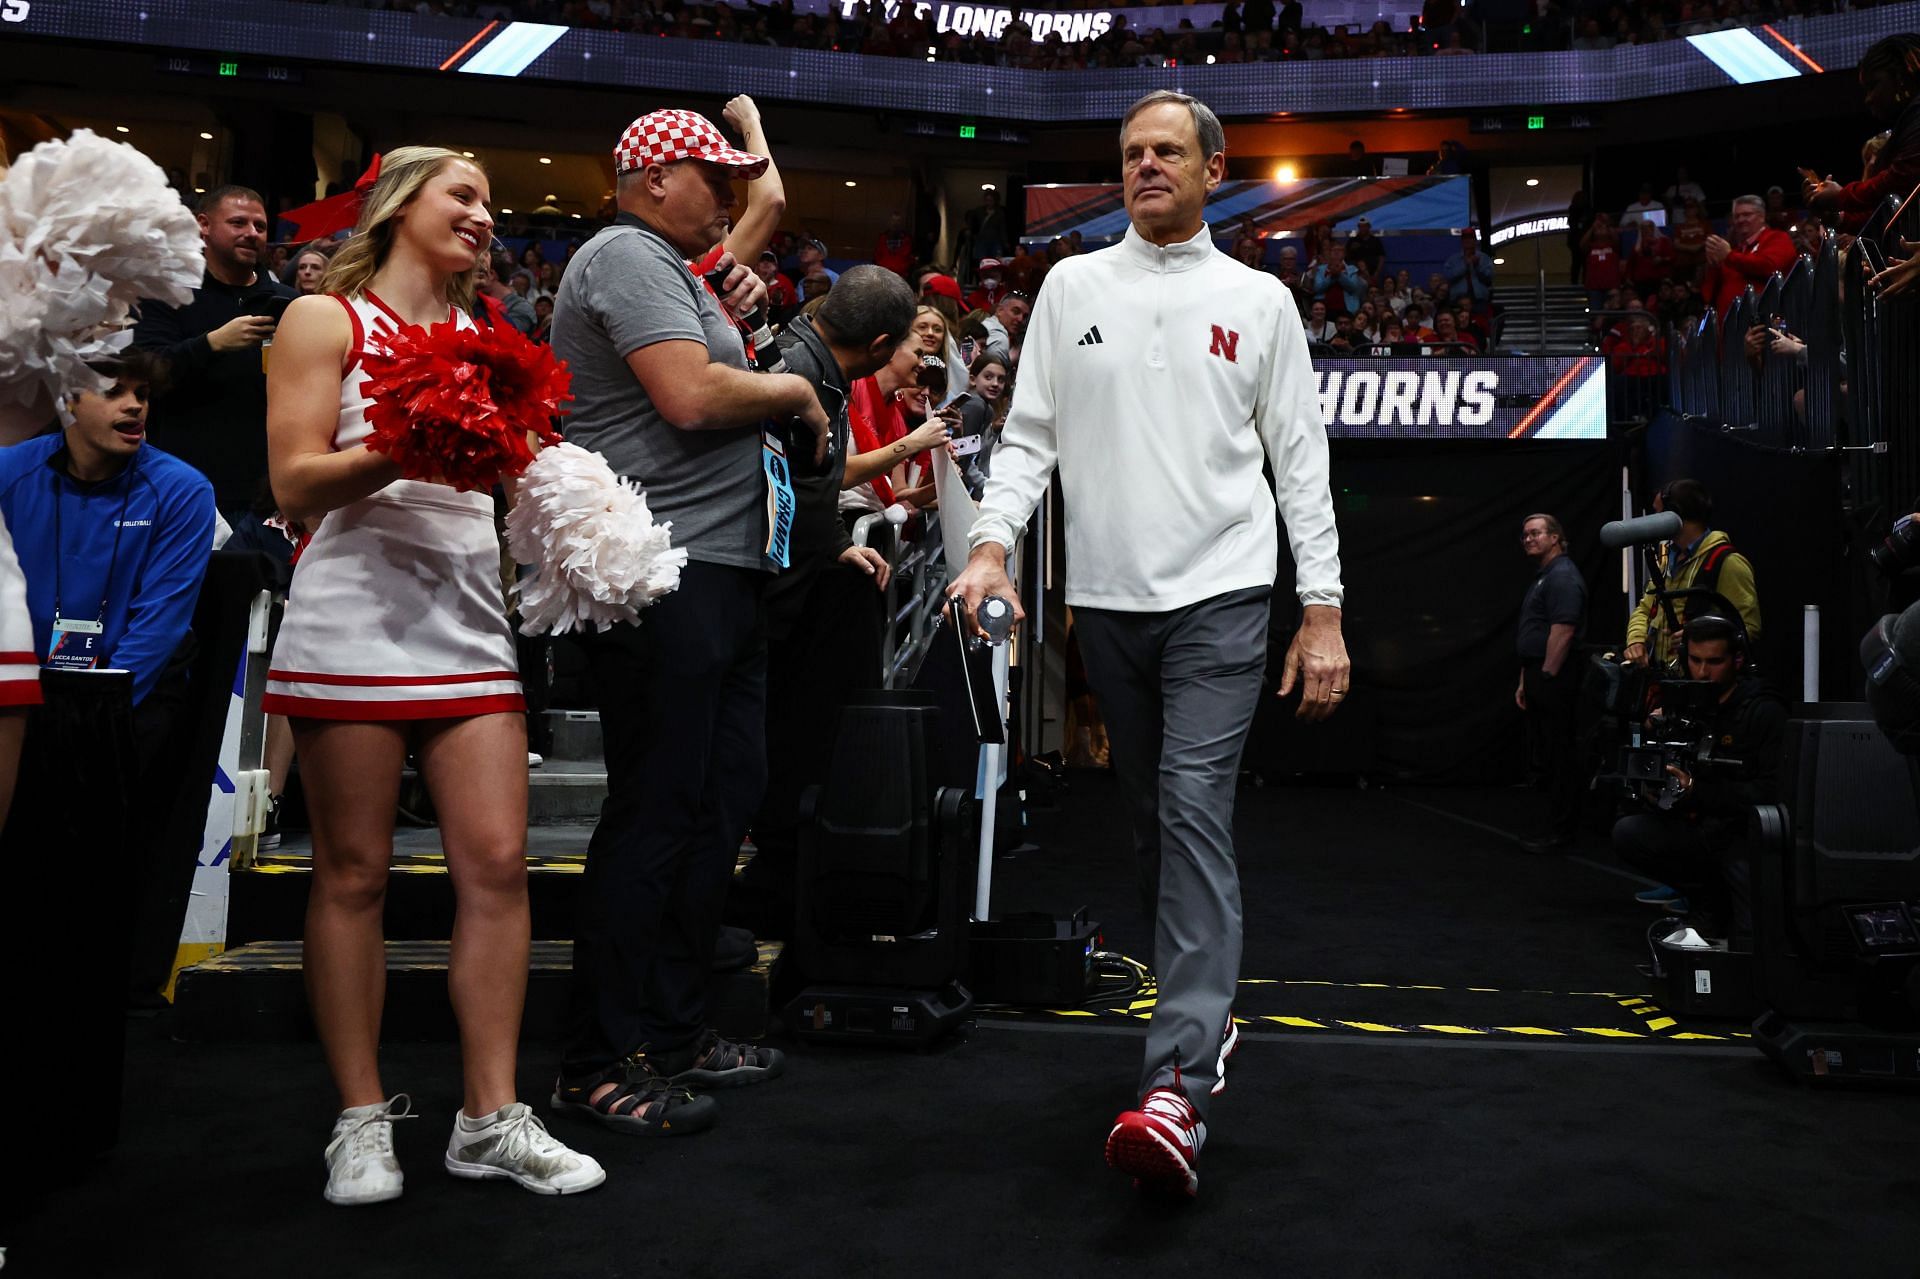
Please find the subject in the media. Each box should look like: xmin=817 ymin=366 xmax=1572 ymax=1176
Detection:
xmin=324 ymin=1095 xmax=413 ymax=1206
xmin=527 ymin=751 xmax=544 ymax=769
xmin=444 ymin=1101 xmax=606 ymax=1195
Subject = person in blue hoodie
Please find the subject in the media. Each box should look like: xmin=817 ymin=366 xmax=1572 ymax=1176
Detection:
xmin=0 ymin=347 xmax=216 ymax=742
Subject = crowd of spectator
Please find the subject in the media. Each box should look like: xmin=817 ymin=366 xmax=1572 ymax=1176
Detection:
xmin=1219 ymin=218 xmax=1497 ymax=355
xmin=1573 ymin=169 xmax=1824 ymax=393
xmin=300 ymin=0 xmax=1849 ymax=68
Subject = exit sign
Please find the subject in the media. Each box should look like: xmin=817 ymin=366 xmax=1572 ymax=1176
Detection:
xmin=1526 ymin=114 xmax=1545 ymax=129
xmin=959 ymin=124 xmax=976 ymax=139
xmin=219 ymin=60 xmax=239 ymax=75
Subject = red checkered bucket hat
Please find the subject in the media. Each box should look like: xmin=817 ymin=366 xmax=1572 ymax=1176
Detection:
xmin=614 ymin=110 xmax=769 ymax=179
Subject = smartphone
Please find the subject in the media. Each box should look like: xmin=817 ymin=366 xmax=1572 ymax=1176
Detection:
xmin=951 ymin=433 xmax=985 ymax=458
xmin=942 ymin=392 xmax=974 ymax=413
xmin=246 ymin=295 xmax=292 ymax=322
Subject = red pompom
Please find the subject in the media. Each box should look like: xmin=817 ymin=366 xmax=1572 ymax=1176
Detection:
xmin=359 ymin=316 xmax=571 ymax=492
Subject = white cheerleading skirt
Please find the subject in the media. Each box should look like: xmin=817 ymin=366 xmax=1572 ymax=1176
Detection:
xmin=0 ymin=511 xmax=41 ymax=707
xmin=264 ymin=481 xmax=523 ymax=722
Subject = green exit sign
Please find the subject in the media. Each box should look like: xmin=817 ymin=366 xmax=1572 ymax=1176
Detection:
xmin=1526 ymin=114 xmax=1545 ymax=130
xmin=219 ymin=61 xmax=239 ymax=76
xmin=958 ymin=124 xmax=976 ymax=139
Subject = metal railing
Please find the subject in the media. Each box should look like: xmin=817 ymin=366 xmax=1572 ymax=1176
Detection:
xmin=853 ymin=511 xmax=950 ymax=689
xmin=1662 ymin=182 xmax=1920 ymax=523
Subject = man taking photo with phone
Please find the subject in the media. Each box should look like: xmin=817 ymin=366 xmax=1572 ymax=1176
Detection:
xmin=133 ymin=184 xmax=299 ymax=557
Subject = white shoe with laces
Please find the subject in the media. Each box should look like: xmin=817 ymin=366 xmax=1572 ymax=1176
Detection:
xmin=444 ymin=1101 xmax=606 ymax=1195
xmin=324 ymin=1094 xmax=413 ymax=1206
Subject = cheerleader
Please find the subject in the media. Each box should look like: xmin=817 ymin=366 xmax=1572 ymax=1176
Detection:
xmin=265 ymin=147 xmax=603 ymax=1205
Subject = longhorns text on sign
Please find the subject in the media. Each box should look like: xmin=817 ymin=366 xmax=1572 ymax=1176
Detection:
xmin=836 ymin=0 xmax=1115 ymax=39
xmin=1311 ymin=357 xmax=1608 ymax=440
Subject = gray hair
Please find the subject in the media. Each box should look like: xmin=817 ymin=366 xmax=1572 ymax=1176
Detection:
xmin=1119 ymin=91 xmax=1226 ymax=162
xmin=1733 ymin=193 xmax=1766 ymax=215
xmin=816 ymin=264 xmax=916 ymax=348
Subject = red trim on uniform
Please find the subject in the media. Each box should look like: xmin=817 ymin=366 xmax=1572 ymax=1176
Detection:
xmin=262 ymin=692 xmax=525 ymax=721
xmin=333 ymin=293 xmax=366 ymax=376
xmin=363 ymin=290 xmax=455 ymax=330
xmin=0 ymin=680 xmax=43 ymax=707
xmin=0 ymin=651 xmax=37 ymax=664
xmin=267 ymin=668 xmax=520 ymax=688
xmin=363 ymin=289 xmax=408 ymax=328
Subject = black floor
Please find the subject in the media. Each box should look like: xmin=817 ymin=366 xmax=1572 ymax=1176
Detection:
xmin=10 ymin=776 xmax=1919 ymax=1276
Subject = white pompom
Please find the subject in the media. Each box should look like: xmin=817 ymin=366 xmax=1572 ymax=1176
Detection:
xmin=506 ymin=442 xmax=690 ymax=636
xmin=0 ymin=129 xmax=203 ymax=407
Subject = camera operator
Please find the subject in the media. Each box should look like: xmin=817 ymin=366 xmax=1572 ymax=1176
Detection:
xmin=1624 ymin=479 xmax=1761 ymax=670
xmin=1612 ymin=615 xmax=1784 ymax=941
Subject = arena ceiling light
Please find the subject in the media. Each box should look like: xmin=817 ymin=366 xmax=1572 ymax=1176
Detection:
xmin=1526 ymin=178 xmax=1540 ymax=187
xmin=1273 ymin=162 xmax=1299 ymax=183
xmin=198 ymin=131 xmax=213 ymax=140
xmin=115 ymin=125 xmax=130 ymax=133
xmin=981 ymin=183 xmax=996 ymax=191
xmin=538 ymin=156 xmax=552 ymax=165
xmin=845 ymin=180 xmax=858 ymax=187
xmin=1687 ymin=28 xmax=1799 ymax=84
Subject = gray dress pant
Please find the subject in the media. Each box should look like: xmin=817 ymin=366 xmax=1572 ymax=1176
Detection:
xmin=1072 ymin=585 xmax=1271 ymax=1118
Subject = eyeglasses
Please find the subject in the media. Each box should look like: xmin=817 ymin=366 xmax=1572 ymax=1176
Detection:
xmin=1521 ymin=530 xmax=1549 ymax=541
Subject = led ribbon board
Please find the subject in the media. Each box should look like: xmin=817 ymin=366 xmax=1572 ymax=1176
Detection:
xmin=1315 ymin=357 xmax=1607 ymax=440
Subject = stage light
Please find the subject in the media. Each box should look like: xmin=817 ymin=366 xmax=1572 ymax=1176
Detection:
xmin=982 ymin=183 xmax=996 ymax=191
xmin=193 ymin=187 xmax=205 ymax=194
xmin=115 ymin=125 xmax=130 ymax=133
xmin=571 ymin=213 xmax=582 ymax=219
xmin=1273 ymin=162 xmax=1299 ymax=183
xmin=198 ymin=131 xmax=214 ymax=140
xmin=501 ymin=208 xmax=513 ymax=214
xmin=845 ymin=180 xmax=858 ymax=187
xmin=1526 ymin=178 xmax=1540 ymax=187
xmin=538 ymin=156 xmax=552 ymax=165
xmin=1494 ymin=257 xmax=1506 ymax=265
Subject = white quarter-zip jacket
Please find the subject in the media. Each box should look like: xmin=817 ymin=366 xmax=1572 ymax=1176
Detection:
xmin=969 ymin=222 xmax=1344 ymax=613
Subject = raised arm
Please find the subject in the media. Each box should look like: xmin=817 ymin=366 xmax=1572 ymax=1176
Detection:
xmin=722 ymin=96 xmax=787 ymax=266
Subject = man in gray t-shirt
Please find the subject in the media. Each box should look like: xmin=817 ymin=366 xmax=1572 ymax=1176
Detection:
xmin=551 ymin=109 xmax=827 ymax=1134
xmin=556 ymin=224 xmax=767 ymax=568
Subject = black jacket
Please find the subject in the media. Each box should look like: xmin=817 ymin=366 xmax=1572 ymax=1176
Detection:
xmin=132 ymin=269 xmax=300 ymax=510
xmin=765 ymin=315 xmax=854 ymax=637
xmin=1683 ymin=677 xmax=1787 ymax=826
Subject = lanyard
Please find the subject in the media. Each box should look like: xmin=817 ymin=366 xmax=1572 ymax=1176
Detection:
xmin=52 ymin=455 xmax=136 ymax=625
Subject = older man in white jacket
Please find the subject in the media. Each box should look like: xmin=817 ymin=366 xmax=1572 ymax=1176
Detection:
xmin=952 ymin=90 xmax=1350 ymax=1200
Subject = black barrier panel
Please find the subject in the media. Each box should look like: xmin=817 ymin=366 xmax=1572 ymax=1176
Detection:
xmin=1756 ymin=262 xmax=1809 ymax=451
xmin=1721 ymin=290 xmax=1757 ymax=433
xmin=1805 ymin=240 xmax=1841 ymax=451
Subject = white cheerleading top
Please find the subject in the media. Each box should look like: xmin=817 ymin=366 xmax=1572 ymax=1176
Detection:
xmin=263 ymin=292 xmax=523 ymax=721
xmin=0 ymin=509 xmax=41 ymax=708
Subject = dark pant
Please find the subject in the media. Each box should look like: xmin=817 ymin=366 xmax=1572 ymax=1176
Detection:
xmin=1613 ymin=812 xmax=1751 ymax=940
xmin=563 ymin=561 xmax=769 ymax=1075
xmin=1073 ymin=586 xmax=1270 ymax=1117
xmin=1523 ymin=661 xmax=1581 ymax=840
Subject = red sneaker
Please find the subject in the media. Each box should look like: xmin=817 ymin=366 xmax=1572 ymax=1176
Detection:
xmin=1105 ymin=1086 xmax=1207 ymax=1198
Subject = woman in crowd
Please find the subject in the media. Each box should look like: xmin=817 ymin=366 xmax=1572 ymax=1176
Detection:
xmin=1353 ymin=302 xmax=1381 ymax=343
xmin=517 ymin=243 xmax=544 ymax=280
xmin=530 ymin=294 xmax=554 ymax=344
xmin=1670 ymin=201 xmax=1709 ymax=281
xmin=536 ymin=260 xmax=562 ymax=301
xmin=265 ymin=145 xmax=603 ymax=1208
xmin=288 ymin=244 xmax=331 ymax=295
xmin=909 ymin=304 xmax=948 ymax=357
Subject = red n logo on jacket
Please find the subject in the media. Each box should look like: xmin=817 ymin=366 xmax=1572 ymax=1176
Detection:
xmin=1209 ymin=325 xmax=1240 ymax=363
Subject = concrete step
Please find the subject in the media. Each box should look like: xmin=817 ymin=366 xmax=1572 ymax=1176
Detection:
xmin=229 ymin=826 xmax=593 ymax=943
xmin=529 ymin=757 xmax=607 ymax=824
